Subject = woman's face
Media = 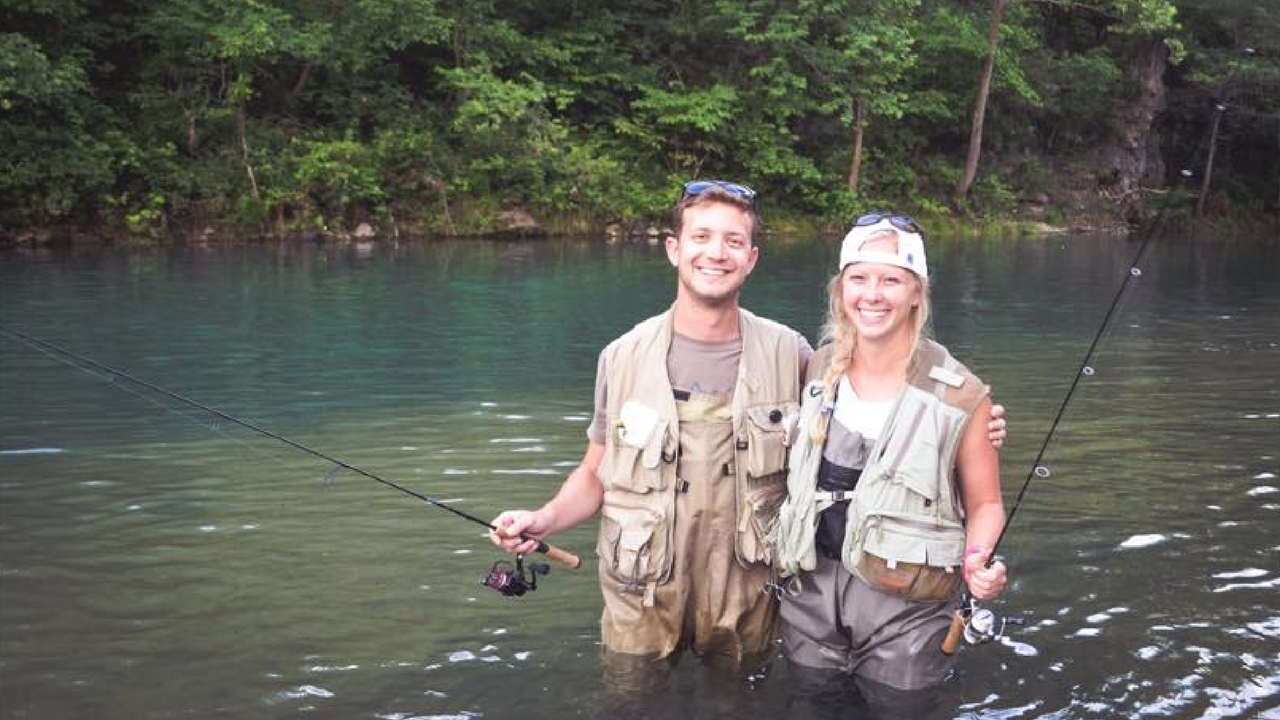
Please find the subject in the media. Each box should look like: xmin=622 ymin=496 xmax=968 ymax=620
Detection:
xmin=839 ymin=241 xmax=922 ymax=344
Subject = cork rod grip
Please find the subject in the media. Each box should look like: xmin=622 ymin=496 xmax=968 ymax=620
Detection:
xmin=940 ymin=609 xmax=967 ymax=655
xmin=537 ymin=541 xmax=582 ymax=569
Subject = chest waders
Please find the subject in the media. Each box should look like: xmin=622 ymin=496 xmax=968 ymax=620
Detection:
xmin=773 ymin=340 xmax=987 ymax=691
xmin=595 ymin=307 xmax=799 ymax=660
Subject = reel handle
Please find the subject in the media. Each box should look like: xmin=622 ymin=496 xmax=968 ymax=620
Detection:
xmin=536 ymin=540 xmax=581 ymax=569
xmin=941 ymin=608 xmax=967 ymax=655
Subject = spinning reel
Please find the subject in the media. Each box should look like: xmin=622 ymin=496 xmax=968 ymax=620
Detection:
xmin=480 ymin=555 xmax=550 ymax=597
xmin=962 ymin=605 xmax=1021 ymax=645
xmin=942 ymin=597 xmax=1024 ymax=653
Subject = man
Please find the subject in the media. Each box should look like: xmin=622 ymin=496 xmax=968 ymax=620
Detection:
xmin=491 ymin=181 xmax=1003 ymax=669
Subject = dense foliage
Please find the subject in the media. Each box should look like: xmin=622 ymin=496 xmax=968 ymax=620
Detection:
xmin=1 ymin=0 xmax=1276 ymax=238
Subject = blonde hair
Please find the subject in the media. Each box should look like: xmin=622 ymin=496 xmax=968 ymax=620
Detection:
xmin=810 ymin=257 xmax=932 ymax=443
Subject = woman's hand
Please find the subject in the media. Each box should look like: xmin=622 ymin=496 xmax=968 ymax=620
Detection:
xmin=963 ymin=546 xmax=1008 ymax=601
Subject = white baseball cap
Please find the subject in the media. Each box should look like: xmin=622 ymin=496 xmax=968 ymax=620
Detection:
xmin=838 ymin=214 xmax=928 ymax=281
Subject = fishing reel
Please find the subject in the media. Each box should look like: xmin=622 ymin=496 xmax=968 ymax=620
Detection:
xmin=963 ymin=605 xmax=1018 ymax=645
xmin=480 ymin=555 xmax=549 ymax=597
xmin=942 ymin=597 xmax=1024 ymax=654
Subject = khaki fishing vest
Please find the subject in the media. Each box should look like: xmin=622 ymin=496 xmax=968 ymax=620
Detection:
xmin=595 ymin=305 xmax=801 ymax=605
xmin=772 ymin=340 xmax=988 ymax=584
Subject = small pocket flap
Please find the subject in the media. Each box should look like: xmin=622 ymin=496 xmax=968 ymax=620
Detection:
xmin=744 ymin=404 xmax=790 ymax=433
xmin=619 ymin=526 xmax=653 ymax=552
xmin=742 ymin=401 xmax=799 ymax=478
xmin=598 ymin=443 xmax=643 ymax=490
xmin=865 ymin=525 xmax=928 ymax=564
xmin=894 ymin=435 xmax=941 ymax=501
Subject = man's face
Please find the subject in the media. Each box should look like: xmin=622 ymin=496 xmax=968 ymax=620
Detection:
xmin=665 ymin=201 xmax=758 ymax=308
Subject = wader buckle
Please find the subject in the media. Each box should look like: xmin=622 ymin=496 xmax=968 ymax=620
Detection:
xmin=763 ymin=575 xmax=801 ymax=599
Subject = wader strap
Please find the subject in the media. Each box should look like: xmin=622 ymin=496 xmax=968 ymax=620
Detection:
xmin=813 ymin=489 xmax=854 ymax=513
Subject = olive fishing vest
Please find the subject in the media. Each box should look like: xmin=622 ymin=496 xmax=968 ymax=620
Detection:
xmin=771 ymin=340 xmax=988 ymax=584
xmin=595 ymin=305 xmax=801 ymax=605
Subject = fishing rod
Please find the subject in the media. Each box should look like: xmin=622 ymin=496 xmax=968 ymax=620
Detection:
xmin=941 ymin=181 xmax=1186 ymax=654
xmin=0 ymin=326 xmax=582 ymax=580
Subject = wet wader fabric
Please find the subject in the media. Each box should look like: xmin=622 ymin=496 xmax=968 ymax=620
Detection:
xmin=600 ymin=393 xmax=778 ymax=658
xmin=595 ymin=306 xmax=802 ymax=659
xmin=783 ymin=658 xmax=962 ymax=720
xmin=780 ymin=554 xmax=954 ymax=690
xmin=772 ymin=339 xmax=988 ymax=691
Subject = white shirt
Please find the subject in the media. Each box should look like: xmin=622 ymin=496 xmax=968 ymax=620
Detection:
xmin=833 ymin=375 xmax=893 ymax=441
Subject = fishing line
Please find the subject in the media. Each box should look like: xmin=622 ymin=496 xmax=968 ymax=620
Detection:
xmin=0 ymin=325 xmax=581 ymax=569
xmin=6 ymin=331 xmax=301 ymax=474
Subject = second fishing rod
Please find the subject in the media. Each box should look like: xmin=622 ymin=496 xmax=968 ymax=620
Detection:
xmin=0 ymin=326 xmax=582 ymax=579
xmin=940 ymin=222 xmax=1161 ymax=654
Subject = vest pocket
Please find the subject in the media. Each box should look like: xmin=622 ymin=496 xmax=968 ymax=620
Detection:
xmin=742 ymin=402 xmax=799 ymax=479
xmin=891 ymin=436 xmax=944 ymax=508
xmin=598 ymin=501 xmax=671 ymax=588
xmin=738 ymin=480 xmax=787 ymax=565
xmin=599 ymin=430 xmax=670 ymax=491
xmin=853 ymin=516 xmax=964 ymax=601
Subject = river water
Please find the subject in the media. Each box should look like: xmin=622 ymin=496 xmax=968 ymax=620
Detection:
xmin=0 ymin=234 xmax=1277 ymax=719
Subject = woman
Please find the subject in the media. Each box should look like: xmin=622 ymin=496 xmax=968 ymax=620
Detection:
xmin=771 ymin=213 xmax=1008 ymax=697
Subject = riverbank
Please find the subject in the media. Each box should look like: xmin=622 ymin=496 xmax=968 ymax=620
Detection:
xmin=0 ymin=216 xmax=1078 ymax=248
xmin=1 ymin=195 xmax=1274 ymax=247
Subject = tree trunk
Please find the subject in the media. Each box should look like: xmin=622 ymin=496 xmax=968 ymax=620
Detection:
xmin=1197 ymin=105 xmax=1224 ymax=217
xmin=954 ymin=0 xmax=1008 ymax=203
xmin=1093 ymin=38 xmax=1169 ymax=224
xmin=289 ymin=63 xmax=314 ymax=98
xmin=848 ymin=99 xmax=867 ymax=196
xmin=236 ymin=106 xmax=261 ymax=201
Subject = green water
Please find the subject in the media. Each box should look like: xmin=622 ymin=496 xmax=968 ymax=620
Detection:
xmin=1 ymin=236 xmax=1278 ymax=719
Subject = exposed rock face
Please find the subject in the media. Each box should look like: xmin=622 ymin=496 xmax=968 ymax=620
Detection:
xmin=1094 ymin=38 xmax=1169 ymax=225
xmin=353 ymin=222 xmax=376 ymax=239
xmin=496 ymin=207 xmax=542 ymax=235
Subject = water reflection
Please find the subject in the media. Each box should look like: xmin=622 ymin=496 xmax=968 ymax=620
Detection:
xmin=1 ymin=236 xmax=1278 ymax=719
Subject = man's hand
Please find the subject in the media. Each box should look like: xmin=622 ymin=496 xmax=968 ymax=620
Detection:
xmin=489 ymin=509 xmax=554 ymax=556
xmin=988 ymin=403 xmax=1007 ymax=449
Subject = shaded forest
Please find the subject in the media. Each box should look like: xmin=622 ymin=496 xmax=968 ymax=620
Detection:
xmin=2 ymin=0 xmax=1277 ymax=241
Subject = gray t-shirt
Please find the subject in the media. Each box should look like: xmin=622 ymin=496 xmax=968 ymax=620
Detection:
xmin=586 ymin=331 xmax=814 ymax=444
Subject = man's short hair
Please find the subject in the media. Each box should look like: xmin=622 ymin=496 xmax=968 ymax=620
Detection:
xmin=671 ymin=186 xmax=761 ymax=244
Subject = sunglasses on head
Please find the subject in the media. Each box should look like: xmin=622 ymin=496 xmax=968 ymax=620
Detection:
xmin=683 ymin=180 xmax=757 ymax=203
xmin=854 ymin=212 xmax=924 ymax=238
